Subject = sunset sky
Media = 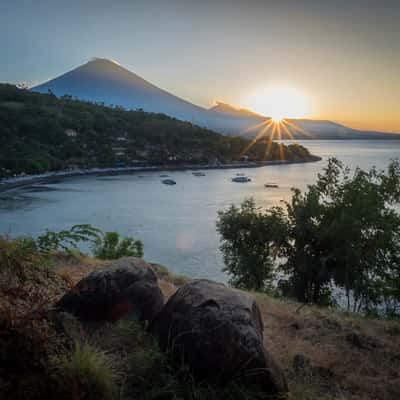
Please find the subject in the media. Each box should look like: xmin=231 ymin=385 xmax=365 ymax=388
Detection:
xmin=2 ymin=0 xmax=399 ymax=132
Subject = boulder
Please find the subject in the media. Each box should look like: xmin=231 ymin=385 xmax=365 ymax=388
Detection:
xmin=57 ymin=257 xmax=164 ymax=323
xmin=150 ymin=279 xmax=287 ymax=394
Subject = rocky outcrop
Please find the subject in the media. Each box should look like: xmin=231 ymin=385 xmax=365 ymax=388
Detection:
xmin=57 ymin=257 xmax=164 ymax=323
xmin=150 ymin=279 xmax=287 ymax=394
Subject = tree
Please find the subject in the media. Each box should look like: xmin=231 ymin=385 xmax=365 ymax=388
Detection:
xmin=313 ymin=158 xmax=400 ymax=312
xmin=216 ymin=198 xmax=287 ymax=291
xmin=281 ymin=186 xmax=334 ymax=304
xmin=217 ymin=158 xmax=400 ymax=316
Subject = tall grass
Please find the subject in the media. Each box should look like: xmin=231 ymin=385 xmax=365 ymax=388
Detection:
xmin=57 ymin=342 xmax=119 ymax=400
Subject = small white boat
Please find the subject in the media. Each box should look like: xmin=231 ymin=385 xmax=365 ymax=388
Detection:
xmin=162 ymin=179 xmax=176 ymax=185
xmin=232 ymin=176 xmax=251 ymax=183
xmin=264 ymin=183 xmax=279 ymax=188
xmin=192 ymin=171 xmax=206 ymax=176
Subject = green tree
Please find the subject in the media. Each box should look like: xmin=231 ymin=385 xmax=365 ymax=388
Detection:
xmin=217 ymin=158 xmax=400 ymax=316
xmin=216 ymin=198 xmax=287 ymax=291
xmin=281 ymin=186 xmax=334 ymax=304
xmin=314 ymin=158 xmax=400 ymax=312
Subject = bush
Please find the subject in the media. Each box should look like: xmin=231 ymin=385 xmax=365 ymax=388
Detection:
xmin=0 ymin=237 xmax=68 ymax=400
xmin=56 ymin=342 xmax=119 ymax=400
xmin=35 ymin=224 xmax=101 ymax=254
xmin=93 ymin=231 xmax=143 ymax=260
xmin=32 ymin=225 xmax=144 ymax=260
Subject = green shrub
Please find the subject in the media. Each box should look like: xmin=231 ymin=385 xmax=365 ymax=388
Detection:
xmin=36 ymin=224 xmax=101 ymax=254
xmin=93 ymin=231 xmax=143 ymax=260
xmin=32 ymin=225 xmax=144 ymax=261
xmin=56 ymin=342 xmax=119 ymax=400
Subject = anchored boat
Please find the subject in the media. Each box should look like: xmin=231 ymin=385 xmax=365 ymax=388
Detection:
xmin=232 ymin=176 xmax=251 ymax=182
xmin=162 ymin=179 xmax=176 ymax=185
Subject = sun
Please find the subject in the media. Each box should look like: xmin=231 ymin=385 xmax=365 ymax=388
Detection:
xmin=245 ymin=86 xmax=311 ymax=121
xmin=271 ymin=113 xmax=284 ymax=123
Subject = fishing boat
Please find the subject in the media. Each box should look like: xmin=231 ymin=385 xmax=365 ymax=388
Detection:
xmin=162 ymin=179 xmax=176 ymax=185
xmin=232 ymin=176 xmax=251 ymax=182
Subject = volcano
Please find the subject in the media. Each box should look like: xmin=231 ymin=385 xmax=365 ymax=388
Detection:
xmin=33 ymin=58 xmax=398 ymax=140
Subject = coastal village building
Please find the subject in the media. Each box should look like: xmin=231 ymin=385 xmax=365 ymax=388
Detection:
xmin=65 ymin=128 xmax=78 ymax=137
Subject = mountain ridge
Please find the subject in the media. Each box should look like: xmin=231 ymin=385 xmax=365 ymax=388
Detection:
xmin=33 ymin=58 xmax=399 ymax=140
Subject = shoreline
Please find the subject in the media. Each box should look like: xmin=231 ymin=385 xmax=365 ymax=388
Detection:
xmin=0 ymin=156 xmax=321 ymax=193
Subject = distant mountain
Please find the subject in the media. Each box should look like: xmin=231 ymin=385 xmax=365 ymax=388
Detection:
xmin=33 ymin=58 xmax=399 ymax=140
xmin=209 ymin=102 xmax=263 ymax=118
xmin=33 ymin=58 xmax=206 ymax=121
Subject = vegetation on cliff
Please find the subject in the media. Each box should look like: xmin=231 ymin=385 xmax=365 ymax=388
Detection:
xmin=0 ymin=84 xmax=316 ymax=178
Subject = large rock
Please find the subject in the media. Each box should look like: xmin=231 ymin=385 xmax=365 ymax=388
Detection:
xmin=57 ymin=257 xmax=164 ymax=323
xmin=150 ymin=279 xmax=287 ymax=394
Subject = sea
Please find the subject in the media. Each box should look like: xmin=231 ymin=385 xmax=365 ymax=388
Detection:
xmin=1 ymin=140 xmax=399 ymax=282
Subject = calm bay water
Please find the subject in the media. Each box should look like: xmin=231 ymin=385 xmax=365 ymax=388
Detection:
xmin=1 ymin=140 xmax=399 ymax=282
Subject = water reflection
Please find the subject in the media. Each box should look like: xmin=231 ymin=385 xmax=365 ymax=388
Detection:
xmin=0 ymin=140 xmax=399 ymax=281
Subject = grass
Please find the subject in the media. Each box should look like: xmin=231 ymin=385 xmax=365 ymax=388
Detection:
xmin=2 ymin=237 xmax=399 ymax=399
xmin=0 ymin=237 xmax=70 ymax=400
xmin=56 ymin=342 xmax=119 ymax=400
xmin=97 ymin=317 xmax=274 ymax=400
xmin=252 ymin=293 xmax=400 ymax=400
xmin=150 ymin=262 xmax=189 ymax=286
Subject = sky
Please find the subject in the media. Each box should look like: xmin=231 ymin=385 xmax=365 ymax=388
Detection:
xmin=1 ymin=0 xmax=400 ymax=132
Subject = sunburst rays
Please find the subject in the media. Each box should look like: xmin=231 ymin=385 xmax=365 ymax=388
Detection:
xmin=239 ymin=119 xmax=274 ymax=157
xmin=239 ymin=117 xmax=313 ymax=161
xmin=281 ymin=119 xmax=313 ymax=139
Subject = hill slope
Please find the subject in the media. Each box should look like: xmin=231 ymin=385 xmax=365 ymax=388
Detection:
xmin=33 ymin=58 xmax=399 ymax=139
xmin=2 ymin=239 xmax=399 ymax=400
xmin=0 ymin=84 xmax=317 ymax=177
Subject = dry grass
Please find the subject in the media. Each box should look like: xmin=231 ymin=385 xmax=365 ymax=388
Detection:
xmin=52 ymin=251 xmax=109 ymax=285
xmin=0 ymin=238 xmax=71 ymax=399
xmin=53 ymin=254 xmax=186 ymax=300
xmin=253 ymin=294 xmax=400 ymax=400
xmin=49 ymin=255 xmax=400 ymax=400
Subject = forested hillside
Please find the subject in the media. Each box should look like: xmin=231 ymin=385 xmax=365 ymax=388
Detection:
xmin=0 ymin=84 xmax=316 ymax=177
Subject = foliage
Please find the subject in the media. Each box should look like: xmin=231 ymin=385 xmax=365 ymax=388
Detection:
xmin=36 ymin=224 xmax=101 ymax=254
xmin=116 ymin=318 xmax=270 ymax=400
xmin=216 ymin=198 xmax=287 ymax=291
xmin=56 ymin=342 xmax=119 ymax=400
xmin=0 ymin=237 xmax=68 ymax=400
xmin=0 ymin=83 xmax=314 ymax=177
xmin=93 ymin=231 xmax=144 ymax=259
xmin=0 ymin=235 xmax=47 ymax=280
xmin=217 ymin=158 xmax=400 ymax=316
xmin=32 ymin=224 xmax=144 ymax=260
